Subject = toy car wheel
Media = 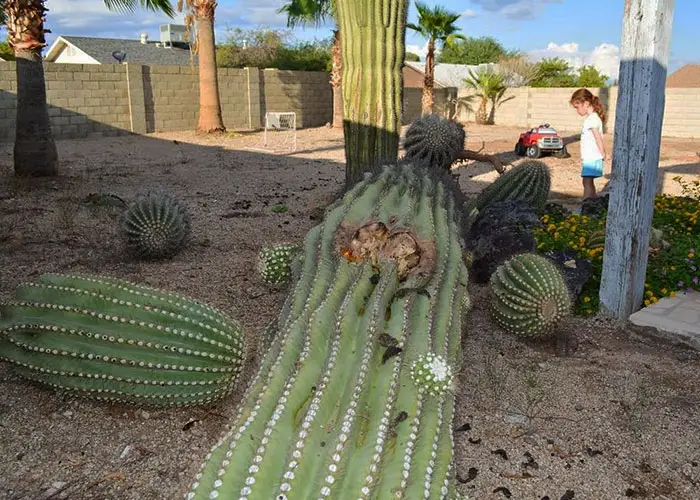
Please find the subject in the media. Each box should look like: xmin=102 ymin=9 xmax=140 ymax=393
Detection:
xmin=553 ymin=146 xmax=570 ymax=159
xmin=526 ymin=145 xmax=540 ymax=158
xmin=514 ymin=142 xmax=525 ymax=156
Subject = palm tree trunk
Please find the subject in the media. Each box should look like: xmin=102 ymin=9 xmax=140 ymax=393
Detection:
xmin=421 ymin=38 xmax=435 ymax=115
xmin=336 ymin=0 xmax=409 ymax=188
xmin=330 ymin=28 xmax=343 ymax=129
xmin=476 ymin=97 xmax=488 ymax=125
xmin=194 ymin=2 xmax=225 ymax=134
xmin=6 ymin=0 xmax=58 ymax=176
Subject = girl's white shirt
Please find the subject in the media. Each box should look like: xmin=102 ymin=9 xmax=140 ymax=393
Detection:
xmin=580 ymin=112 xmax=604 ymax=162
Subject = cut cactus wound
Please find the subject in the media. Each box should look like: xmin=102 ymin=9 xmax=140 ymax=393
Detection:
xmin=185 ymin=163 xmax=470 ymax=500
xmin=0 ymin=274 xmax=246 ymax=407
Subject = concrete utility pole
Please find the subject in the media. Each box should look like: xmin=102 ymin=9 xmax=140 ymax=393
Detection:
xmin=599 ymin=0 xmax=675 ymax=319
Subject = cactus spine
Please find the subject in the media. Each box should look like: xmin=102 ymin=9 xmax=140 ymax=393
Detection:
xmin=0 ymin=274 xmax=245 ymax=407
xmin=185 ymin=163 xmax=469 ymax=500
xmin=403 ymin=114 xmax=466 ymax=172
xmin=468 ymin=159 xmax=552 ymax=216
xmin=120 ymin=189 xmax=191 ymax=259
xmin=336 ymin=0 xmax=410 ymax=186
xmin=490 ymin=253 xmax=571 ymax=338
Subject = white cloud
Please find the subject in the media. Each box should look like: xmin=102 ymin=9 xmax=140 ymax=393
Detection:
xmin=406 ymin=41 xmax=432 ymax=62
xmin=470 ymin=0 xmax=561 ymax=20
xmin=43 ymin=0 xmax=290 ymax=44
xmin=528 ymin=41 xmax=621 ymax=79
xmin=461 ymin=9 xmax=478 ymax=18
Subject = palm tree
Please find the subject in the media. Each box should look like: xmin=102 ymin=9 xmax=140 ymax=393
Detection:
xmin=278 ymin=0 xmax=343 ymax=129
xmin=3 ymin=0 xmax=174 ymax=176
xmin=407 ymin=1 xmax=464 ymax=115
xmin=462 ymin=67 xmax=513 ymax=125
xmin=178 ymin=0 xmax=225 ymax=133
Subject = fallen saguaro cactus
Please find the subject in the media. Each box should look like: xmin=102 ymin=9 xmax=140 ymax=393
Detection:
xmin=0 ymin=274 xmax=245 ymax=408
xmin=185 ymin=162 xmax=470 ymax=499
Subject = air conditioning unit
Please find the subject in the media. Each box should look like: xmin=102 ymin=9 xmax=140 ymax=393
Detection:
xmin=159 ymin=24 xmax=188 ymax=47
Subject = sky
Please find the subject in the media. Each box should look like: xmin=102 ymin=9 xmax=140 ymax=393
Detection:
xmin=37 ymin=0 xmax=700 ymax=77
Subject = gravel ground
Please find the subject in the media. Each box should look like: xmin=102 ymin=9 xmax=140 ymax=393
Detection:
xmin=0 ymin=125 xmax=698 ymax=500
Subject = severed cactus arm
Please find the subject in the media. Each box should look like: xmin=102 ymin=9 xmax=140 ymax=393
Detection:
xmin=185 ymin=163 xmax=470 ymax=500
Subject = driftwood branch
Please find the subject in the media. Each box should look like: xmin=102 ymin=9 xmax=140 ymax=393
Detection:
xmin=455 ymin=149 xmax=505 ymax=175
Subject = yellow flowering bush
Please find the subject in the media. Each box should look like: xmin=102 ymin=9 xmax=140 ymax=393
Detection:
xmin=534 ymin=194 xmax=700 ymax=315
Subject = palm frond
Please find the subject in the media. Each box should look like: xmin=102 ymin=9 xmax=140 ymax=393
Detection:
xmin=278 ymin=0 xmax=334 ymax=28
xmin=103 ymin=0 xmax=175 ymax=18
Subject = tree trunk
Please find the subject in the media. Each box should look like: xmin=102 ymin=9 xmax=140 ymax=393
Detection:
xmin=475 ymin=97 xmax=488 ymax=125
xmin=14 ymin=49 xmax=58 ymax=176
xmin=421 ymin=38 xmax=435 ymax=115
xmin=5 ymin=0 xmax=58 ymax=176
xmin=336 ymin=0 xmax=409 ymax=188
xmin=195 ymin=4 xmax=225 ymax=134
xmin=330 ymin=28 xmax=343 ymax=129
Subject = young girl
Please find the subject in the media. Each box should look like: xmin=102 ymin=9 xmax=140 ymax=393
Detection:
xmin=570 ymin=88 xmax=607 ymax=199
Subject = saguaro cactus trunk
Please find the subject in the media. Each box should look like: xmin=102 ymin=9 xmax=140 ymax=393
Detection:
xmin=336 ymin=0 xmax=409 ymax=187
xmin=185 ymin=163 xmax=470 ymax=500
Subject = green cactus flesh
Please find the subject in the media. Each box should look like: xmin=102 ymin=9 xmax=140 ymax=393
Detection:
xmin=0 ymin=274 xmax=245 ymax=407
xmin=490 ymin=253 xmax=571 ymax=338
xmin=403 ymin=114 xmax=466 ymax=172
xmin=185 ymin=163 xmax=469 ymax=500
xmin=121 ymin=189 xmax=191 ymax=259
xmin=469 ymin=159 xmax=552 ymax=215
xmin=258 ymin=243 xmax=300 ymax=284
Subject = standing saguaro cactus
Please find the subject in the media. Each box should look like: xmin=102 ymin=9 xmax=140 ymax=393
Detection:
xmin=185 ymin=162 xmax=470 ymax=499
xmin=335 ymin=0 xmax=410 ymax=187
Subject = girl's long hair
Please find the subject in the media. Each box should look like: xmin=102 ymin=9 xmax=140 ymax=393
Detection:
xmin=570 ymin=88 xmax=607 ymax=124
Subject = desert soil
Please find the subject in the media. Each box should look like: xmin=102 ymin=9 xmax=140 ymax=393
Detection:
xmin=0 ymin=124 xmax=699 ymax=500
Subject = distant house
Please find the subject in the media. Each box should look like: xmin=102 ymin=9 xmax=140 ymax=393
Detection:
xmin=403 ymin=63 xmax=445 ymax=88
xmin=666 ymin=64 xmax=700 ymax=88
xmin=404 ymin=62 xmax=498 ymax=88
xmin=45 ymin=25 xmax=194 ymax=66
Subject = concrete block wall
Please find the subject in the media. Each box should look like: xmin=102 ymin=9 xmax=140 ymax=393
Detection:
xmin=262 ymin=69 xmax=332 ymax=128
xmin=449 ymin=86 xmax=700 ymax=138
xmin=0 ymin=62 xmax=132 ymax=141
xmin=0 ymin=62 xmax=332 ymax=141
xmin=1 ymin=60 xmax=699 ymax=140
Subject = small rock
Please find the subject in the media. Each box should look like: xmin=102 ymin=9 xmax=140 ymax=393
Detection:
xmin=574 ymin=404 xmax=584 ymax=411
xmin=504 ymin=413 xmax=530 ymax=425
xmin=120 ymin=445 xmax=133 ymax=459
xmin=139 ymin=410 xmax=150 ymax=420
xmin=62 ymin=410 xmax=73 ymax=418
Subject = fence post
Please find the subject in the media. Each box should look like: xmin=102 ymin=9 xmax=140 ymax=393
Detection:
xmin=599 ymin=0 xmax=675 ymax=319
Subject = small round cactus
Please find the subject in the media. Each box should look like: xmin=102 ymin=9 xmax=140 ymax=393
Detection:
xmin=120 ymin=189 xmax=190 ymax=259
xmin=490 ymin=253 xmax=571 ymax=338
xmin=411 ymin=353 xmax=453 ymax=396
xmin=469 ymin=159 xmax=552 ymax=215
xmin=257 ymin=243 xmax=299 ymax=284
xmin=403 ymin=114 xmax=466 ymax=171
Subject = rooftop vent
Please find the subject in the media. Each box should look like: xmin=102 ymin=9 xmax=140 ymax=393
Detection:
xmin=159 ymin=24 xmax=187 ymax=48
xmin=140 ymin=33 xmax=148 ymax=44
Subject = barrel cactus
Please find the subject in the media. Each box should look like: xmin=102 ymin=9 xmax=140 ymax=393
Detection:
xmin=185 ymin=163 xmax=470 ymax=500
xmin=258 ymin=243 xmax=300 ymax=285
xmin=0 ymin=274 xmax=245 ymax=407
xmin=120 ymin=189 xmax=191 ymax=259
xmin=403 ymin=114 xmax=466 ymax=172
xmin=490 ymin=253 xmax=571 ymax=338
xmin=467 ymin=159 xmax=551 ymax=218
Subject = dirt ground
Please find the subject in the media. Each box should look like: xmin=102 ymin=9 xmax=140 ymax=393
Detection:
xmin=0 ymin=124 xmax=699 ymax=500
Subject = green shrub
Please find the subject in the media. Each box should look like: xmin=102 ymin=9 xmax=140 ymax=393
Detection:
xmin=534 ymin=194 xmax=700 ymax=315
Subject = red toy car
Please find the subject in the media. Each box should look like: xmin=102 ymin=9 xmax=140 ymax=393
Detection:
xmin=514 ymin=123 xmax=569 ymax=159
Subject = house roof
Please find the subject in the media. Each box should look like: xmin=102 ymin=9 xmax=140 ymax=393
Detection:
xmin=405 ymin=62 xmax=498 ymax=87
xmin=45 ymin=36 xmax=195 ymax=66
xmin=666 ymin=64 xmax=700 ymax=88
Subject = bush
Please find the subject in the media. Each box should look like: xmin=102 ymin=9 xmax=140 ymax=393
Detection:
xmin=534 ymin=194 xmax=700 ymax=315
